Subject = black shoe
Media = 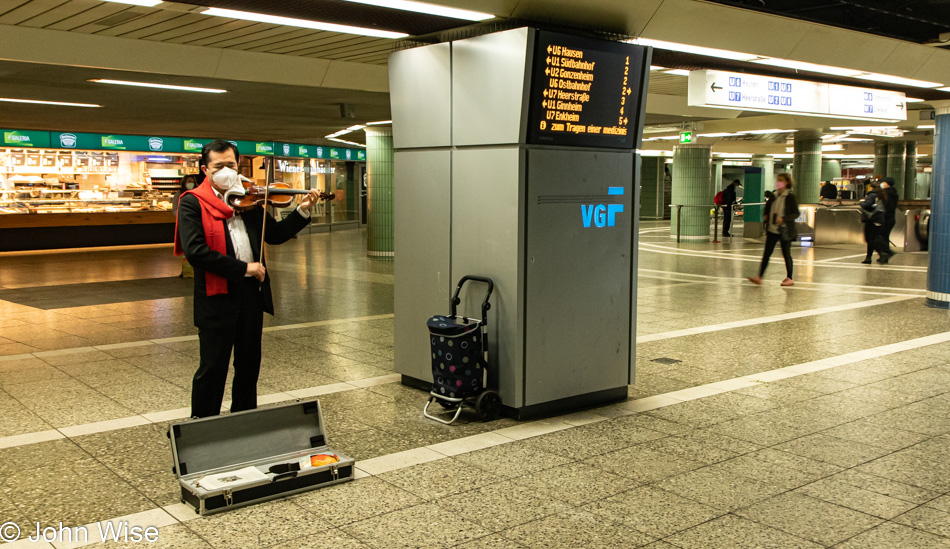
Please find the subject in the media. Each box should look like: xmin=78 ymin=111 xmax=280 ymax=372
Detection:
xmin=877 ymin=257 xmax=888 ymax=264
xmin=722 ymin=233 xmax=732 ymax=237
xmin=861 ymin=259 xmax=872 ymax=264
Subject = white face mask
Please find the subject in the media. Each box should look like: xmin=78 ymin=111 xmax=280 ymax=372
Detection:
xmin=210 ymin=166 xmax=249 ymax=207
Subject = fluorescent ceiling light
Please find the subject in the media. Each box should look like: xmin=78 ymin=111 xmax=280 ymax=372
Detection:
xmin=939 ymin=87 xmax=950 ymax=92
xmin=918 ymin=125 xmax=936 ymax=129
xmin=769 ymin=154 xmax=794 ymax=159
xmin=751 ymin=58 xmax=862 ymax=77
xmin=341 ymin=0 xmax=492 ymax=21
xmin=830 ymin=126 xmax=898 ymax=130
xmin=697 ymin=132 xmax=743 ymax=137
xmin=0 ymin=97 xmax=100 ymax=108
xmin=202 ymin=7 xmax=408 ymax=39
xmin=851 ymin=72 xmax=942 ymax=89
xmin=366 ymin=120 xmax=392 ymax=126
xmin=742 ymin=129 xmax=797 ymax=134
xmin=638 ymin=150 xmax=673 ymax=156
xmin=101 ymin=0 xmax=162 ymax=6
xmin=649 ymin=66 xmax=667 ymax=71
xmin=906 ymin=98 xmax=925 ymax=103
xmin=632 ymin=38 xmax=761 ymax=62
xmin=713 ymin=152 xmax=753 ymax=157
xmin=664 ymin=69 xmax=690 ymax=76
xmin=328 ymin=138 xmax=366 ymax=147
xmin=344 ymin=124 xmax=366 ymax=132
xmin=89 ymin=79 xmax=227 ymax=93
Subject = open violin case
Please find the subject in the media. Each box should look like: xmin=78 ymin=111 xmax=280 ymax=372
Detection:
xmin=168 ymin=398 xmax=355 ymax=515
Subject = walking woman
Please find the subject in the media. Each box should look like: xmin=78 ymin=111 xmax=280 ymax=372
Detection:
xmin=860 ymin=180 xmax=889 ymax=264
xmin=749 ymin=173 xmax=799 ymax=287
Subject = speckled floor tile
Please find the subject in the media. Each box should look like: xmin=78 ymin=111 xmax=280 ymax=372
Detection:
xmin=854 ymin=449 xmax=950 ymax=492
xmin=259 ymin=528 xmax=368 ymax=549
xmin=96 ymin=380 xmax=191 ymax=415
xmin=794 ymin=477 xmax=917 ymax=519
xmin=0 ymin=438 xmax=85 ymax=478
xmin=774 ymin=433 xmax=892 ymax=468
xmin=610 ymin=413 xmax=695 ymax=436
xmin=376 ymin=457 xmax=500 ymax=501
xmin=457 ymin=534 xmax=528 ymax=548
xmin=510 ymin=462 xmax=638 ymax=506
xmin=521 ymin=419 xmax=668 ymax=458
xmin=341 ymin=501 xmax=490 ymax=548
xmin=73 ymin=424 xmax=170 ymax=479
xmin=584 ymin=485 xmax=723 ymax=538
xmin=329 ymin=427 xmax=418 ymax=461
xmin=438 ymin=480 xmax=573 ymax=531
xmin=499 ymin=508 xmax=654 ymax=549
xmin=587 ymin=445 xmax=705 ymax=484
xmin=892 ymin=506 xmax=950 ymax=538
xmin=292 ymin=477 xmax=425 ymax=527
xmin=451 ymin=439 xmax=574 ymax=480
xmin=736 ymin=492 xmax=884 ymax=546
xmin=656 ymin=466 xmax=786 ymax=512
xmin=665 ymin=514 xmax=823 ymax=549
xmin=185 ymin=500 xmax=329 ymax=547
xmin=822 ymin=419 xmax=930 ymax=452
xmin=711 ymin=453 xmax=837 ymax=491
xmin=835 ymin=521 xmax=950 ymax=549
xmin=639 ymin=433 xmax=746 ymax=465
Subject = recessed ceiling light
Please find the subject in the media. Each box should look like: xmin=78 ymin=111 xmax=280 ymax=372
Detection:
xmin=366 ymin=120 xmax=392 ymax=125
xmin=742 ymin=129 xmax=798 ymax=134
xmin=631 ymin=38 xmax=760 ymax=62
xmin=101 ymin=0 xmax=162 ymax=6
xmin=0 ymin=97 xmax=101 ymax=108
xmin=341 ymin=0 xmax=493 ymax=21
xmin=751 ymin=58 xmax=862 ymax=77
xmin=649 ymin=65 xmax=667 ymax=71
xmin=89 ymin=79 xmax=227 ymax=93
xmin=664 ymin=69 xmax=690 ymax=76
xmin=918 ymin=125 xmax=936 ymax=129
xmin=202 ymin=8 xmax=408 ymax=39
xmin=906 ymin=98 xmax=925 ymax=103
xmin=939 ymin=87 xmax=950 ymax=92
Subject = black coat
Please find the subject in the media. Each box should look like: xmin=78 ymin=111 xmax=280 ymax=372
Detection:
xmin=722 ymin=184 xmax=737 ymax=206
xmin=177 ymin=194 xmax=311 ymax=329
xmin=763 ymin=191 xmax=800 ymax=239
xmin=820 ymin=184 xmax=838 ymax=200
xmin=883 ymin=186 xmax=899 ymax=221
xmin=860 ymin=191 xmax=885 ymax=225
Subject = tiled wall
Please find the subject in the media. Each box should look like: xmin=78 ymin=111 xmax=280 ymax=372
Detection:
xmin=366 ymin=128 xmax=394 ymax=257
xmin=887 ymin=141 xmax=907 ymax=199
xmin=793 ymin=138 xmax=822 ymax=204
xmin=670 ymin=144 xmax=712 ymax=241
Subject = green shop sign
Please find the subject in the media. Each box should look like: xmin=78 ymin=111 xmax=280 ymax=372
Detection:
xmin=52 ymin=132 xmax=182 ymax=152
xmin=183 ymin=138 xmax=211 ymax=153
xmin=1 ymin=130 xmax=51 ymax=148
xmin=227 ymin=140 xmax=275 ymax=156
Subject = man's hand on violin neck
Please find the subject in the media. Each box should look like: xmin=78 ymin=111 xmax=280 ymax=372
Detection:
xmin=299 ymin=189 xmax=322 ymax=213
xmin=246 ymin=262 xmax=266 ymax=282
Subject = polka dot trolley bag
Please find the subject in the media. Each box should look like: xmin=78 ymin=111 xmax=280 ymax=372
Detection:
xmin=423 ymin=276 xmax=502 ymax=425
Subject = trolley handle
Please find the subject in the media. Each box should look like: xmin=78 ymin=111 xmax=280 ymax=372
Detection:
xmin=450 ymin=276 xmax=494 ymax=324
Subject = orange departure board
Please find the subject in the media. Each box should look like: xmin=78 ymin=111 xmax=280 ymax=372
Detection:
xmin=527 ymin=31 xmax=649 ymax=149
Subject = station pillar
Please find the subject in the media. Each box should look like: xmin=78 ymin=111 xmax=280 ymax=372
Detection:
xmin=874 ymin=141 xmax=888 ymax=177
xmin=364 ymin=127 xmax=394 ymax=258
xmin=752 ymin=154 xmax=774 ymax=188
xmin=670 ymin=144 xmax=711 ymax=241
xmin=905 ymin=141 xmax=918 ymax=200
xmin=821 ymin=159 xmax=842 ymax=181
xmin=886 ymin=141 xmax=907 ymax=197
xmin=927 ymin=102 xmax=950 ymax=308
xmin=640 ymin=155 xmax=666 ymax=220
xmin=793 ymin=135 xmax=822 ymax=203
xmin=712 ymin=159 xmax=723 ymax=193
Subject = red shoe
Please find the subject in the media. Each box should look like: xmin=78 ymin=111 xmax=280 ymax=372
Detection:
xmin=781 ymin=278 xmax=794 ymax=287
xmin=748 ymin=276 xmax=762 ymax=285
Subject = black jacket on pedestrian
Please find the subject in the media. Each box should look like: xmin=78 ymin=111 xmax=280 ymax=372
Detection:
xmin=722 ymin=184 xmax=737 ymax=206
xmin=883 ymin=186 xmax=899 ymax=222
xmin=860 ymin=191 xmax=885 ymax=225
xmin=820 ymin=184 xmax=838 ymax=200
xmin=763 ymin=191 xmax=800 ymax=240
xmin=177 ymin=194 xmax=311 ymax=329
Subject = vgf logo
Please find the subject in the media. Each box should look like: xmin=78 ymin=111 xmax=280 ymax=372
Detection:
xmin=581 ymin=187 xmax=625 ymax=228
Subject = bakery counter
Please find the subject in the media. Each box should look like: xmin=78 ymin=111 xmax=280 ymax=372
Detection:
xmin=0 ymin=211 xmax=176 ymax=251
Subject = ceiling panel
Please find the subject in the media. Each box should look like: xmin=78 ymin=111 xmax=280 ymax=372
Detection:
xmin=114 ymin=13 xmax=198 ymax=39
xmin=136 ymin=15 xmax=222 ymax=41
xmin=181 ymin=21 xmax=273 ymax=45
xmin=227 ymin=28 xmax=318 ymax=50
xmin=0 ymin=0 xmax=70 ymax=25
xmin=16 ymin=0 xmax=95 ymax=27
xmin=90 ymin=10 xmax=183 ymax=37
xmin=44 ymin=2 xmax=129 ymax=30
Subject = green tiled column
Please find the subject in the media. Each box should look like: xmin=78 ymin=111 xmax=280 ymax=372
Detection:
xmin=752 ymin=154 xmax=774 ymax=190
xmin=905 ymin=141 xmax=918 ymax=200
xmin=821 ymin=159 xmax=842 ymax=181
xmin=640 ymin=155 xmax=665 ymax=220
xmin=793 ymin=137 xmax=822 ymax=203
xmin=670 ymin=144 xmax=711 ymax=242
xmin=365 ymin=127 xmax=394 ymax=259
xmin=887 ymin=141 xmax=907 ymax=198
xmin=874 ymin=141 xmax=888 ymax=178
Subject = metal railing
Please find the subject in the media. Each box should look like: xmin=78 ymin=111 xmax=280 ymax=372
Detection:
xmin=672 ymin=202 xmax=767 ymax=243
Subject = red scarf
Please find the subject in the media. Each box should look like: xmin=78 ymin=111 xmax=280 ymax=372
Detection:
xmin=174 ymin=181 xmax=235 ymax=296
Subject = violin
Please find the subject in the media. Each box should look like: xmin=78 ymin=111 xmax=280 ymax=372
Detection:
xmin=226 ymin=181 xmax=335 ymax=212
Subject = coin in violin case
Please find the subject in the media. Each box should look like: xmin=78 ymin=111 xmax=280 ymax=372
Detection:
xmin=167 ymin=398 xmax=355 ymax=515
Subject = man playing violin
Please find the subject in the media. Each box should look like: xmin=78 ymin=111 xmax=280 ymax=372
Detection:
xmin=174 ymin=139 xmax=321 ymax=417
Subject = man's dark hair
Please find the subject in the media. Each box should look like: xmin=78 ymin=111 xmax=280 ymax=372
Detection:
xmin=201 ymin=139 xmax=240 ymax=168
xmin=732 ymin=179 xmax=740 ymax=185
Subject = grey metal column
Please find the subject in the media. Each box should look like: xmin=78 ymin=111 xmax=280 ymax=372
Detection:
xmin=928 ymin=102 xmax=950 ymax=307
xmin=874 ymin=141 xmax=888 ymax=177
xmin=905 ymin=141 xmax=918 ymax=200
xmin=887 ymin=141 xmax=907 ymax=197
xmin=670 ymin=144 xmax=711 ymax=241
xmin=793 ymin=135 xmax=822 ymax=203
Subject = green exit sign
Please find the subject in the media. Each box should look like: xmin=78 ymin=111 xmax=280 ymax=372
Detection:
xmin=679 ymin=131 xmax=693 ymax=144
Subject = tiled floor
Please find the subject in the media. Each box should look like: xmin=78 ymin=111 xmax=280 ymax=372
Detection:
xmin=1 ymin=224 xmax=948 ymax=548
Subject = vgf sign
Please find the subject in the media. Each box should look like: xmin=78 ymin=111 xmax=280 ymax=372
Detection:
xmin=581 ymin=187 xmax=625 ymax=228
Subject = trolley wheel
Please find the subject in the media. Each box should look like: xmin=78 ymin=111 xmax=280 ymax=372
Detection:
xmin=475 ymin=390 xmax=502 ymax=421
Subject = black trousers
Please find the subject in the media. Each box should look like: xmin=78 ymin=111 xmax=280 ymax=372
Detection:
xmin=883 ymin=217 xmax=896 ymax=251
xmin=722 ymin=205 xmax=733 ymax=235
xmin=759 ymin=231 xmax=793 ymax=279
xmin=864 ymin=222 xmax=889 ymax=260
xmin=192 ymin=278 xmax=265 ymax=418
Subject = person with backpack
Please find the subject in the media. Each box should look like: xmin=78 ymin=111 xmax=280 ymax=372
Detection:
xmin=748 ymin=173 xmax=799 ymax=287
xmin=860 ymin=180 xmax=889 ymax=264
xmin=719 ymin=179 xmax=741 ymax=237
